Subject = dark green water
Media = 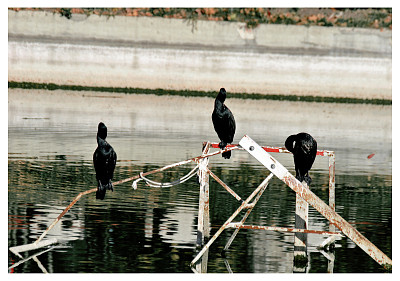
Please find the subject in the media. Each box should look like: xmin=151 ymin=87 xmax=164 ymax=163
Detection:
xmin=8 ymin=89 xmax=392 ymax=273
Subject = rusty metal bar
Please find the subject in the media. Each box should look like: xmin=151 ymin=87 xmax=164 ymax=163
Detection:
xmin=119 ymin=145 xmax=240 ymax=186
xmin=209 ymin=143 xmax=334 ymax=157
xmin=227 ymin=224 xmax=343 ymax=236
xmin=196 ymin=142 xmax=211 ymax=247
xmin=34 ymin=188 xmax=96 ymax=245
xmin=223 ymin=174 xmax=271 ymax=251
xmin=191 ymin=173 xmax=274 ymax=267
xmin=239 ymin=135 xmax=392 ymax=267
xmin=206 ymin=169 xmax=242 ymax=202
xmin=294 ymin=181 xmax=309 ymax=257
xmin=196 ymin=142 xmax=211 ymax=273
xmin=328 ymin=153 xmax=336 ymax=233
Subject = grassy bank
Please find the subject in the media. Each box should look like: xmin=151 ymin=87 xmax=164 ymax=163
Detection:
xmin=8 ymin=81 xmax=391 ymax=105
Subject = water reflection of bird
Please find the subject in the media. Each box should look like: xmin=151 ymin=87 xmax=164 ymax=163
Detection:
xmin=285 ymin=132 xmax=317 ymax=185
xmin=212 ymin=88 xmax=236 ymax=159
xmin=93 ymin=122 xmax=117 ymax=200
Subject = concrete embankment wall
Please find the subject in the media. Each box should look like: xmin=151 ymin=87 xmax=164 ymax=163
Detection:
xmin=8 ymin=10 xmax=392 ymax=100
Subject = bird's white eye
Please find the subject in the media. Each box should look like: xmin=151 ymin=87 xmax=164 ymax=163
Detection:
xmin=293 ymin=141 xmax=296 ymax=147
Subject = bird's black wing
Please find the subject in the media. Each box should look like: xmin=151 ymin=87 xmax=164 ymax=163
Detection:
xmin=212 ymin=108 xmax=226 ymax=142
xmin=299 ymin=137 xmax=317 ymax=170
xmin=93 ymin=148 xmax=100 ymax=178
xmin=225 ymin=106 xmax=236 ymax=143
xmin=108 ymin=147 xmax=117 ymax=180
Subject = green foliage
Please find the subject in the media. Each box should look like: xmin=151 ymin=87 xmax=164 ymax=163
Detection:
xmin=59 ymin=8 xmax=72 ymax=19
xmin=8 ymin=81 xmax=392 ymax=106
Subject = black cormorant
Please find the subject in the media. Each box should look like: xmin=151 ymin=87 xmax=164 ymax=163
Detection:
xmin=93 ymin=122 xmax=117 ymax=200
xmin=212 ymin=88 xmax=236 ymax=159
xmin=285 ymin=132 xmax=317 ymax=185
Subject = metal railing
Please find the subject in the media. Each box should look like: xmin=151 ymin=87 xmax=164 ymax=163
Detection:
xmin=191 ymin=136 xmax=391 ymax=271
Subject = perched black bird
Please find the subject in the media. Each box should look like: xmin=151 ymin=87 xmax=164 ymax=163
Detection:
xmin=285 ymin=132 xmax=317 ymax=185
xmin=93 ymin=122 xmax=117 ymax=200
xmin=212 ymin=88 xmax=236 ymax=159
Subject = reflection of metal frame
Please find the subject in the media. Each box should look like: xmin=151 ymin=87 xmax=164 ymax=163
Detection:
xmin=8 ymin=135 xmax=391 ymax=272
xmin=191 ymin=135 xmax=391 ymax=271
xmin=9 ymin=246 xmax=54 ymax=273
xmin=8 ymin=244 xmax=71 ymax=273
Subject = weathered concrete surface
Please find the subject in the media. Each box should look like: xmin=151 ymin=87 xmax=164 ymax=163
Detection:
xmin=8 ymin=10 xmax=392 ymax=99
xmin=8 ymin=10 xmax=392 ymax=57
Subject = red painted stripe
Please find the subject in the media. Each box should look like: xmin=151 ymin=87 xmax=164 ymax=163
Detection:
xmin=209 ymin=143 xmax=332 ymax=156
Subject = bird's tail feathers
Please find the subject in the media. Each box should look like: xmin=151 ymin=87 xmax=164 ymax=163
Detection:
xmin=222 ymin=150 xmax=232 ymax=159
xmin=96 ymin=182 xmax=106 ymax=200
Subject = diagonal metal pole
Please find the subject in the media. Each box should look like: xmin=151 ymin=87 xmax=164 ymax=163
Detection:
xmin=223 ymin=172 xmax=270 ymax=251
xmin=207 ymin=168 xmax=243 ymax=202
xmin=196 ymin=142 xmax=211 ymax=248
xmin=191 ymin=173 xmax=274 ymax=267
xmin=239 ymin=135 xmax=392 ymax=267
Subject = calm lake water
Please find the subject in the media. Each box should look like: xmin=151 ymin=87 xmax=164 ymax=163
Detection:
xmin=8 ymin=89 xmax=392 ymax=273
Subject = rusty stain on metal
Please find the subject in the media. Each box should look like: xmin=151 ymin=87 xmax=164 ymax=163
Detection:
xmin=34 ymin=187 xmax=97 ymax=245
xmin=191 ymin=173 xmax=274 ymax=267
xmin=209 ymin=142 xmax=334 ymax=157
xmin=207 ymin=169 xmax=242 ymax=202
xmin=223 ymin=171 xmax=272 ymax=252
xmin=240 ymin=135 xmax=392 ymax=267
xmin=328 ymin=153 xmax=336 ymax=232
xmin=227 ymin=224 xmax=343 ymax=236
xmin=115 ymin=145 xmax=240 ymax=186
xmin=194 ymin=139 xmax=341 ymax=263
xmin=197 ymin=142 xmax=211 ymax=246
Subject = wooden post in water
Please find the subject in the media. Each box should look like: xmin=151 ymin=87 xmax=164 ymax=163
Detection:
xmin=196 ymin=142 xmax=210 ymax=248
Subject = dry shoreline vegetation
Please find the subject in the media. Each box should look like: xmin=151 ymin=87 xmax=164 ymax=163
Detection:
xmin=9 ymin=7 xmax=392 ymax=30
